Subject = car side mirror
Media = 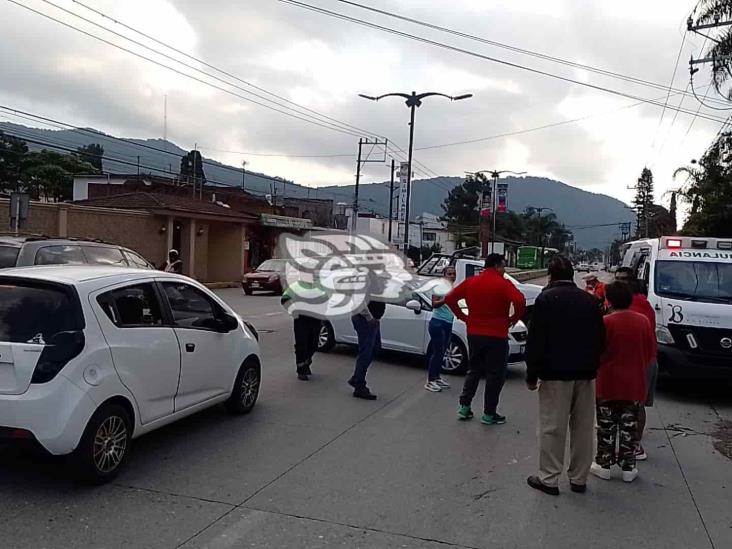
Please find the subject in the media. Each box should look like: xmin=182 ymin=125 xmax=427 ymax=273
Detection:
xmin=406 ymin=299 xmax=422 ymax=314
xmin=218 ymin=312 xmax=239 ymax=332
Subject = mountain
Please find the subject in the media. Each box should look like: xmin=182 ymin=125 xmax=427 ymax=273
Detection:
xmin=1 ymin=122 xmax=633 ymax=248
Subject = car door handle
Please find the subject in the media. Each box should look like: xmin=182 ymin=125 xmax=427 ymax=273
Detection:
xmin=185 ymin=343 xmax=196 ymax=353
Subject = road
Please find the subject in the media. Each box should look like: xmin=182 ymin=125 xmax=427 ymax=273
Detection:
xmin=1 ymin=276 xmax=731 ymax=549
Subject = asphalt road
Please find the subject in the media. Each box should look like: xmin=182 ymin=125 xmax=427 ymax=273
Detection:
xmin=1 ymin=278 xmax=731 ymax=549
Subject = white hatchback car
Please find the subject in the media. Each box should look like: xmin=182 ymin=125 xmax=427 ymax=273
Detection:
xmin=0 ymin=266 xmax=261 ymax=483
xmin=317 ymin=282 xmax=527 ymax=375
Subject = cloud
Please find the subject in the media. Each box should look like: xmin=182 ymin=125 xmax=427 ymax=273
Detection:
xmin=0 ymin=0 xmax=724 ymax=208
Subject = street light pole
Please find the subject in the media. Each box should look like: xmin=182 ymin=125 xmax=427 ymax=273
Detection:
xmin=359 ymin=91 xmax=472 ymax=253
xmin=468 ymin=169 xmax=526 ymax=255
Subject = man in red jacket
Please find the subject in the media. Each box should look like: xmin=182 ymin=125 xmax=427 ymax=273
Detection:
xmin=591 ymin=282 xmax=655 ymax=483
xmin=446 ymin=254 xmax=526 ymax=425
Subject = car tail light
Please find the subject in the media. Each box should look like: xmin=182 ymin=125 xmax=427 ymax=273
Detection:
xmin=666 ymin=238 xmax=682 ymax=248
xmin=31 ymin=330 xmax=85 ymax=384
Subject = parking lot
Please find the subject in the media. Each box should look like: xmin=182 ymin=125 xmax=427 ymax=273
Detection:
xmin=1 ymin=279 xmax=731 ymax=549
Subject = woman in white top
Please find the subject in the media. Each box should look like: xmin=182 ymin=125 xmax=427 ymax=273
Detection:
xmin=425 ymin=266 xmax=457 ymax=392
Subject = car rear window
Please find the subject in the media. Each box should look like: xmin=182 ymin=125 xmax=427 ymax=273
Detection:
xmin=0 ymin=281 xmax=82 ymax=343
xmin=82 ymin=246 xmax=127 ymax=266
xmin=35 ymin=245 xmax=86 ymax=265
xmin=0 ymin=246 xmax=20 ymax=268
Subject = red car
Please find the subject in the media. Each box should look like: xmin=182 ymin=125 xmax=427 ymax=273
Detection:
xmin=242 ymin=259 xmax=286 ymax=295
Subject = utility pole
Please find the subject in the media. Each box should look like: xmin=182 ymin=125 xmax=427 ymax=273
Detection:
xmin=241 ymin=160 xmax=248 ymax=190
xmin=351 ymin=137 xmax=388 ymax=233
xmin=136 ymin=156 xmax=140 ymax=175
xmin=388 ymin=158 xmax=396 ymax=243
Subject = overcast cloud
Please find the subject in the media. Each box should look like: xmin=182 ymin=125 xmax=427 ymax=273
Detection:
xmin=0 ymin=0 xmax=723 ymax=216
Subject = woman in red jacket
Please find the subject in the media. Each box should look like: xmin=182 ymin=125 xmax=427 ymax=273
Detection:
xmin=591 ymin=282 xmax=655 ymax=483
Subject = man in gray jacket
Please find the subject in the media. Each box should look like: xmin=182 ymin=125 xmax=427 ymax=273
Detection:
xmin=348 ymin=300 xmax=386 ymax=400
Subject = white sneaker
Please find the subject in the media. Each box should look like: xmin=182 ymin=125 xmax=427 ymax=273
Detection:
xmin=634 ymin=445 xmax=648 ymax=461
xmin=424 ymin=381 xmax=442 ymax=392
xmin=622 ymin=468 xmax=639 ymax=483
xmin=590 ymin=462 xmax=612 ymax=480
xmin=435 ymin=378 xmax=451 ymax=389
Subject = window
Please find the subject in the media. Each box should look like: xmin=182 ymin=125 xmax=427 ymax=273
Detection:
xmin=35 ymin=245 xmax=86 ymax=265
xmin=83 ymin=246 xmax=127 ymax=267
xmin=0 ymin=246 xmax=19 ymax=268
xmin=655 ymin=261 xmax=732 ymax=304
xmin=162 ymin=282 xmax=220 ymax=329
xmin=256 ymin=259 xmax=286 ymax=272
xmin=423 ymin=232 xmax=437 ymax=242
xmin=0 ymin=281 xmax=82 ymax=343
xmin=124 ymin=250 xmax=153 ymax=269
xmin=97 ymin=284 xmax=163 ymax=327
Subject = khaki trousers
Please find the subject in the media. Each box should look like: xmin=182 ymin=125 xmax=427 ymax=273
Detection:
xmin=538 ymin=380 xmax=595 ymax=487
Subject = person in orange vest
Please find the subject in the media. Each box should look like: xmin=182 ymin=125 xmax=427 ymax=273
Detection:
xmin=583 ymin=273 xmax=606 ymax=305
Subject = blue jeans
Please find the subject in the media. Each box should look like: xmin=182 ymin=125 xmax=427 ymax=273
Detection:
xmin=427 ymin=318 xmax=453 ymax=381
xmin=350 ymin=315 xmax=381 ymax=389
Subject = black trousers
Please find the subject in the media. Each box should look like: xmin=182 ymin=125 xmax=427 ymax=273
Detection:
xmin=294 ymin=315 xmax=322 ymax=370
xmin=459 ymin=336 xmax=509 ymax=415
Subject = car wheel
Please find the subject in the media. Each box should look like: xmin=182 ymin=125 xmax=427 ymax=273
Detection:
xmin=73 ymin=403 xmax=132 ymax=485
xmin=441 ymin=336 xmax=468 ymax=375
xmin=226 ymin=359 xmax=261 ymax=415
xmin=317 ymin=321 xmax=336 ymax=352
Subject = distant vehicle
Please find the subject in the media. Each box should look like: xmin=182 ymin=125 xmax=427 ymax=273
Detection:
xmin=516 ymin=246 xmax=559 ymax=269
xmin=416 ymin=252 xmax=543 ymax=325
xmin=317 ymin=279 xmax=527 ymax=375
xmin=621 ymin=236 xmax=732 ymax=377
xmin=242 ymin=259 xmax=287 ymax=295
xmin=0 ymin=266 xmax=261 ymax=483
xmin=576 ymin=262 xmax=590 ymax=272
xmin=609 ymin=265 xmax=619 ymax=273
xmin=0 ymin=236 xmax=155 ymax=270
xmin=591 ymin=261 xmax=603 ymax=271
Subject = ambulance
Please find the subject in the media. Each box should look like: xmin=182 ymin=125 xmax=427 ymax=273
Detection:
xmin=621 ymin=236 xmax=732 ymax=375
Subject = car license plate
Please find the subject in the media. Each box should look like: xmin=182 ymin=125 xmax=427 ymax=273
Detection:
xmin=520 ymin=345 xmax=525 ymax=354
xmin=251 ymin=282 xmax=260 ymax=288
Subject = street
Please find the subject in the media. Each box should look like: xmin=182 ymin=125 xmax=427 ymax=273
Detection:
xmin=1 ymin=276 xmax=731 ymax=549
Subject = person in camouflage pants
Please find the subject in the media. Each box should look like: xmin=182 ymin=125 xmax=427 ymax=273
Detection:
xmin=595 ymin=400 xmax=640 ymax=470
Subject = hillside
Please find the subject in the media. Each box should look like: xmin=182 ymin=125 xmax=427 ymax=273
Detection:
xmin=1 ymin=122 xmax=633 ymax=248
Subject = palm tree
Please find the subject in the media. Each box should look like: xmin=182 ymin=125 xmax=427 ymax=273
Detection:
xmin=694 ymin=2 xmax=732 ymax=96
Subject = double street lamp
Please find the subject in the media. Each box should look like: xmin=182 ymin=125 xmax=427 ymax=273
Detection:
xmin=468 ymin=169 xmax=526 ymax=254
xmin=359 ymin=91 xmax=472 ymax=252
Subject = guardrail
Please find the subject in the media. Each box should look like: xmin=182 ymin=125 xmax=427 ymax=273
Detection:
xmin=513 ymin=269 xmax=547 ymax=282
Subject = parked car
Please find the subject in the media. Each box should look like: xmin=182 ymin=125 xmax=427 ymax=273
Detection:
xmin=0 ymin=236 xmax=156 ymax=270
xmin=242 ymin=259 xmax=287 ymax=295
xmin=317 ymin=280 xmax=528 ymax=375
xmin=0 ymin=266 xmax=261 ymax=483
xmin=576 ymin=262 xmax=590 ymax=272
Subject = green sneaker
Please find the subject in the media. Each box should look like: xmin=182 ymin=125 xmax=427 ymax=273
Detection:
xmin=458 ymin=405 xmax=474 ymax=420
xmin=481 ymin=413 xmax=507 ymax=425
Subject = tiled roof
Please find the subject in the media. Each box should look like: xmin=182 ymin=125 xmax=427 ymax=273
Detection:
xmin=75 ymin=192 xmax=259 ymax=220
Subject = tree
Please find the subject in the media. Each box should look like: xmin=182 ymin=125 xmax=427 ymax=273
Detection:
xmin=674 ymin=133 xmax=732 ymax=236
xmin=0 ymin=131 xmax=29 ymax=192
xmin=693 ymin=2 xmax=732 ymax=97
xmin=440 ymin=174 xmax=484 ymax=247
xmin=632 ymin=167 xmax=655 ymax=238
xmin=76 ymin=143 xmax=104 ymax=171
xmin=21 ymin=150 xmax=96 ymax=201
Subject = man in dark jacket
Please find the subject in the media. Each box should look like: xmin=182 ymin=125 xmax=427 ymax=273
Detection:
xmin=525 ymin=255 xmax=605 ymax=496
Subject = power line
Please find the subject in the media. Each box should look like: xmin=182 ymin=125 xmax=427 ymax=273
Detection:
xmin=280 ymin=0 xmax=731 ymax=125
xmin=330 ymin=0 xmax=732 ymax=108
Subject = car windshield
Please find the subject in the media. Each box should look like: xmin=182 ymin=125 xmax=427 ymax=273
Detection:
xmin=0 ymin=281 xmax=81 ymax=343
xmin=655 ymin=260 xmax=732 ymax=304
xmin=256 ymin=259 xmax=286 ymax=272
xmin=0 ymin=246 xmax=20 ymax=268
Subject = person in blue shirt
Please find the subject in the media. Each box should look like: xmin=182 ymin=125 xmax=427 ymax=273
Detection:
xmin=425 ymin=266 xmax=457 ymax=392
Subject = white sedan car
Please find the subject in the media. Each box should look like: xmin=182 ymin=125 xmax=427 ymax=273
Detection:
xmin=317 ymin=283 xmax=527 ymax=375
xmin=0 ymin=266 xmax=261 ymax=483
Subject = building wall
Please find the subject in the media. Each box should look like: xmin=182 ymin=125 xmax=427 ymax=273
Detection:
xmin=208 ymin=223 xmax=245 ymax=282
xmin=0 ymin=200 xmax=58 ymax=235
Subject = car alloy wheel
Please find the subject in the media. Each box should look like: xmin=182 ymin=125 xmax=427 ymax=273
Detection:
xmin=93 ymin=415 xmax=128 ymax=474
xmin=317 ymin=322 xmax=336 ymax=352
xmin=442 ymin=337 xmax=467 ymax=374
xmin=318 ymin=324 xmax=329 ymax=348
xmin=240 ymin=367 xmax=260 ymax=409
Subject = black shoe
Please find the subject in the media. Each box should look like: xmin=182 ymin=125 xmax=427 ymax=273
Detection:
xmin=570 ymin=482 xmax=587 ymax=493
xmin=297 ymin=373 xmax=309 ymax=381
xmin=304 ymin=365 xmax=313 ymax=376
xmin=347 ymin=378 xmax=357 ymax=388
xmin=353 ymin=387 xmax=377 ymax=400
xmin=489 ymin=413 xmax=507 ymax=425
xmin=527 ymin=476 xmax=559 ymax=496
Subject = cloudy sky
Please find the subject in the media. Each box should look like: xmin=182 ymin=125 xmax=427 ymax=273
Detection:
xmin=0 ymin=0 xmax=727 ymax=215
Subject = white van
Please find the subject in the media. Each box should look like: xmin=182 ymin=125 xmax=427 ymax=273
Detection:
xmin=621 ymin=236 xmax=732 ymax=375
